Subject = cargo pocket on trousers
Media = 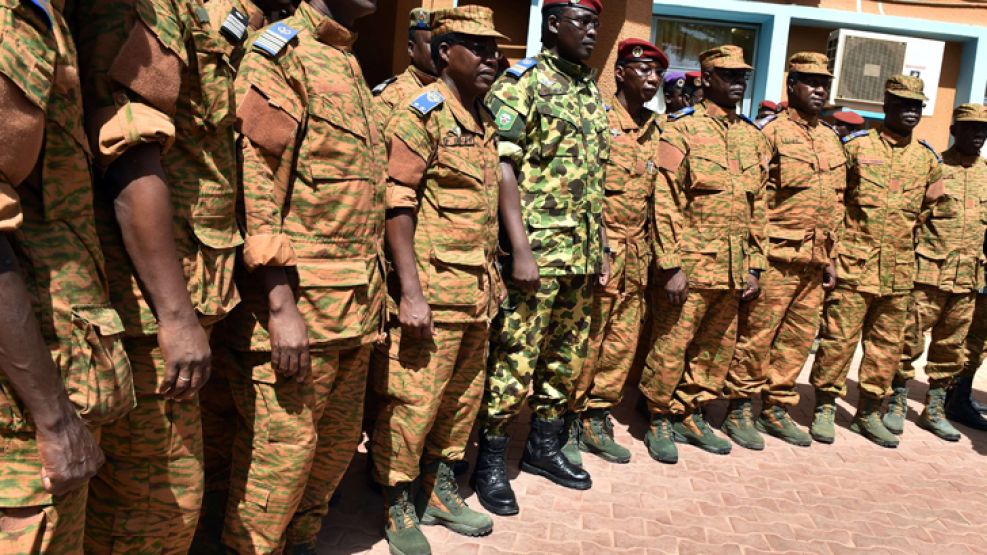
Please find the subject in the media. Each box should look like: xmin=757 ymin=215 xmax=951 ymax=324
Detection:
xmin=0 ymin=507 xmax=50 ymax=553
xmin=295 ymin=258 xmax=372 ymax=343
xmin=65 ymin=305 xmax=135 ymax=427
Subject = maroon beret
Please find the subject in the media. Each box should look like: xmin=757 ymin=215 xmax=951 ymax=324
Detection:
xmin=617 ymin=38 xmax=669 ymax=69
xmin=833 ymin=110 xmax=865 ymax=125
xmin=759 ymin=100 xmax=779 ymax=111
xmin=542 ymin=0 xmax=603 ymax=14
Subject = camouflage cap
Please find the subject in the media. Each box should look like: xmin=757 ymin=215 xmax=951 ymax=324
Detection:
xmin=953 ymin=103 xmax=987 ymax=123
xmin=431 ymin=6 xmax=508 ymax=40
xmin=409 ymin=8 xmax=430 ymax=30
xmin=699 ymin=45 xmax=752 ymax=70
xmin=788 ymin=51 xmax=832 ymax=77
xmin=886 ymin=74 xmax=928 ymax=101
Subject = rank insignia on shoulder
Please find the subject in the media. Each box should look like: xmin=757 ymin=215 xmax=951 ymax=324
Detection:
xmin=410 ymin=90 xmax=444 ymax=117
xmin=739 ymin=114 xmax=759 ymax=128
xmin=841 ymin=129 xmax=869 ymax=144
xmin=668 ymin=106 xmax=694 ymax=121
xmin=506 ymin=57 xmax=537 ymax=78
xmin=919 ymin=139 xmax=943 ymax=163
xmin=220 ymin=8 xmax=249 ymax=43
xmin=254 ymin=22 xmax=299 ymax=57
xmin=756 ymin=113 xmax=778 ymax=129
xmin=372 ymin=76 xmax=397 ymax=96
xmin=604 ymin=104 xmax=612 ymax=112
xmin=24 ymin=0 xmax=52 ymax=28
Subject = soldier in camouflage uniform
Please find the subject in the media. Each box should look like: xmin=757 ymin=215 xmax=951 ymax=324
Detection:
xmin=638 ymin=45 xmax=769 ymax=464
xmin=74 ymin=0 xmax=243 ymax=551
xmin=372 ymin=7 xmax=439 ymax=113
xmin=222 ymin=1 xmax=384 ymax=552
xmin=887 ymin=104 xmax=987 ymax=440
xmin=471 ymin=0 xmax=608 ymax=516
xmin=949 ymin=283 xmax=987 ymax=429
xmin=723 ymin=53 xmax=846 ymax=450
xmin=369 ymin=9 xmax=506 ymax=553
xmin=568 ymin=39 xmax=668 ymax=465
xmin=0 ymin=2 xmax=133 ymax=552
xmin=661 ymin=71 xmax=691 ymax=120
xmin=808 ymin=75 xmax=944 ymax=448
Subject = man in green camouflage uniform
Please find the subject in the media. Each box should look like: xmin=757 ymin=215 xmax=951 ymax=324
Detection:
xmin=372 ymin=7 xmax=438 ymax=113
xmin=223 ymin=1 xmax=384 ymax=552
xmin=472 ymin=0 xmax=607 ymax=516
xmin=74 ymin=0 xmax=242 ymax=551
xmin=0 ymin=2 xmax=133 ymax=552
xmin=569 ymin=38 xmax=668 ymax=465
xmin=887 ymin=103 xmax=987 ymax=440
xmin=639 ymin=45 xmax=769 ymax=464
xmin=722 ymin=53 xmax=846 ymax=449
xmin=370 ymin=9 xmax=506 ymax=553
xmin=809 ymin=75 xmax=943 ymax=448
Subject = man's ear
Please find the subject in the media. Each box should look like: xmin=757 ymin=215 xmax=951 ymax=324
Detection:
xmin=407 ymin=39 xmax=415 ymax=60
xmin=614 ymin=65 xmax=625 ymax=86
xmin=546 ymin=13 xmax=560 ymax=37
xmin=701 ymin=70 xmax=712 ymax=90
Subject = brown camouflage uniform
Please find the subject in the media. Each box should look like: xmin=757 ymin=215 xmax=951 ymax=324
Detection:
xmin=481 ymin=49 xmax=609 ymax=434
xmin=962 ymin=292 xmax=987 ymax=379
xmin=371 ymin=79 xmax=503 ymax=486
xmin=726 ymin=107 xmax=846 ymax=407
xmin=223 ymin=4 xmax=386 ymax=552
xmin=639 ymin=100 xmax=770 ymax=415
xmin=374 ymin=65 xmax=437 ymax=114
xmin=572 ymin=97 xmax=658 ymax=413
xmin=898 ymin=146 xmax=987 ymax=387
xmin=0 ymin=1 xmax=133 ymax=553
xmin=810 ymin=127 xmax=943 ymax=399
xmin=74 ymin=0 xmax=241 ymax=551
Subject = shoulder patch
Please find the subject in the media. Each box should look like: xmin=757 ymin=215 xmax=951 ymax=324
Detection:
xmin=409 ymin=89 xmax=444 ymax=117
xmin=253 ymin=22 xmax=299 ymax=57
xmin=372 ymin=76 xmax=398 ymax=96
xmin=841 ymin=129 xmax=869 ymax=144
xmin=506 ymin=57 xmax=537 ymax=79
xmin=919 ymin=139 xmax=943 ymax=164
xmin=23 ymin=0 xmax=52 ymax=28
xmin=668 ymin=106 xmax=694 ymax=121
xmin=220 ymin=8 xmax=250 ymax=44
xmin=755 ymin=113 xmax=778 ymax=129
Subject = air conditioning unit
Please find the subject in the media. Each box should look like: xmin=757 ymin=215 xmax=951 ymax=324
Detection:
xmin=827 ymin=29 xmax=944 ymax=116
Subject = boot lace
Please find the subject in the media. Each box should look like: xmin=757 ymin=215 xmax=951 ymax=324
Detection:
xmin=889 ymin=391 xmax=908 ymax=416
xmin=653 ymin=416 xmax=672 ymax=439
xmin=389 ymin=492 xmax=416 ymax=530
xmin=928 ymin=393 xmax=946 ymax=420
xmin=693 ymin=412 xmax=713 ymax=434
xmin=436 ymin=465 xmax=467 ymax=510
xmin=816 ymin=403 xmax=835 ymax=423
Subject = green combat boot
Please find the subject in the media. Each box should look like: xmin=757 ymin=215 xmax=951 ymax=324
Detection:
xmin=811 ymin=392 xmax=837 ymax=444
xmin=561 ymin=413 xmax=583 ymax=466
xmin=851 ymin=397 xmax=900 ymax=448
xmin=644 ymin=414 xmax=678 ymax=464
xmin=917 ymin=388 xmax=961 ymax=442
xmin=882 ymin=378 xmax=909 ymax=435
xmin=757 ymin=405 xmax=812 ymax=447
xmin=722 ymin=399 xmax=764 ymax=451
xmin=383 ymin=484 xmax=431 ymax=555
xmin=672 ymin=411 xmax=731 ymax=455
xmin=580 ymin=409 xmax=631 ymax=463
xmin=420 ymin=461 xmax=493 ymax=537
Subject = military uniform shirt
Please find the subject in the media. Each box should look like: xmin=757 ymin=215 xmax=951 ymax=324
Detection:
xmin=375 ymin=65 xmax=437 ymax=113
xmin=206 ymin=0 xmax=271 ymax=68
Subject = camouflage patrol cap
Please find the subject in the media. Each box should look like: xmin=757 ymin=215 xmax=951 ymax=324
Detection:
xmin=431 ymin=6 xmax=508 ymax=40
xmin=788 ymin=51 xmax=832 ymax=77
xmin=699 ymin=45 xmax=752 ymax=70
xmin=953 ymin=103 xmax=987 ymax=123
xmin=409 ymin=8 xmax=431 ymax=30
xmin=886 ymin=75 xmax=928 ymax=101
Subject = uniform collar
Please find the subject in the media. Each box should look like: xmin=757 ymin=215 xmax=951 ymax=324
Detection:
xmin=786 ymin=106 xmax=818 ymax=128
xmin=609 ymin=94 xmax=654 ymax=131
xmin=235 ymin=0 xmax=267 ymax=31
xmin=435 ymin=78 xmax=482 ymax=135
xmin=410 ymin=65 xmax=438 ymax=87
xmin=878 ymin=126 xmax=913 ymax=147
xmin=540 ymin=48 xmax=595 ymax=82
xmin=698 ymin=100 xmax=739 ymax=123
xmin=943 ymin=146 xmax=983 ymax=168
xmin=297 ymin=1 xmax=357 ymax=50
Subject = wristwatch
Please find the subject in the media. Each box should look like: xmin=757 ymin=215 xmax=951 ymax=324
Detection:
xmin=748 ymin=269 xmax=761 ymax=279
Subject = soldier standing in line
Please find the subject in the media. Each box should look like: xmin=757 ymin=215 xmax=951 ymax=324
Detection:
xmin=886 ymin=104 xmax=987 ymax=440
xmin=686 ymin=71 xmax=704 ymax=104
xmin=222 ymin=1 xmax=385 ymax=553
xmin=662 ymin=71 xmax=692 ymax=118
xmin=471 ymin=0 xmax=609 ymax=516
xmin=0 ymin=2 xmax=133 ymax=551
xmin=567 ymin=39 xmax=668 ymax=466
xmin=638 ymin=45 xmax=769 ymax=464
xmin=722 ymin=53 xmax=846 ymax=450
xmin=370 ymin=9 xmax=507 ymax=554
xmin=373 ymin=8 xmax=439 ymax=112
xmin=808 ymin=75 xmax=943 ymax=448
xmin=74 ymin=0 xmax=243 ymax=551
xmin=949 ymin=271 xmax=987 ymax=429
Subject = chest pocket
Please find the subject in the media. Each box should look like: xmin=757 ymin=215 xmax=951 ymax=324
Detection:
xmin=535 ymin=98 xmax=582 ymax=159
xmin=688 ymin=145 xmax=730 ymax=193
xmin=434 ymin=141 xmax=486 ymax=211
xmin=189 ymin=26 xmax=235 ymax=130
xmin=852 ymin=159 xmax=887 ymax=208
xmin=306 ymin=93 xmax=371 ymax=180
xmin=777 ymin=141 xmax=815 ymax=189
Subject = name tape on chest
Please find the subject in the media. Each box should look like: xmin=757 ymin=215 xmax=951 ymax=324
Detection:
xmin=220 ymin=8 xmax=250 ymax=43
xmin=254 ymin=22 xmax=299 ymax=57
xmin=506 ymin=57 xmax=537 ymax=79
xmin=841 ymin=129 xmax=869 ymax=144
xmin=372 ymin=76 xmax=397 ymax=96
xmin=410 ymin=90 xmax=444 ymax=117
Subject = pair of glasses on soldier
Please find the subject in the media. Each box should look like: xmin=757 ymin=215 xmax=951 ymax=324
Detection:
xmin=562 ymin=14 xmax=601 ymax=31
xmin=622 ymin=62 xmax=665 ymax=79
xmin=449 ymin=39 xmax=499 ymax=60
xmin=712 ymin=68 xmax=751 ymax=82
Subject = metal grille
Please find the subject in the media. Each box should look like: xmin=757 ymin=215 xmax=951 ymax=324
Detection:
xmin=836 ymin=36 xmax=906 ymax=104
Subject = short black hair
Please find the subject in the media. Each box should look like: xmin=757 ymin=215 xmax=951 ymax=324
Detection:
xmin=430 ymin=32 xmax=466 ymax=69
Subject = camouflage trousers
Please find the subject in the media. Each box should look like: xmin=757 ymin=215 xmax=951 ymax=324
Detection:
xmin=371 ymin=320 xmax=487 ymax=486
xmin=810 ymin=286 xmax=910 ymax=400
xmin=961 ymin=294 xmax=987 ymax=379
xmin=726 ymin=262 xmax=824 ymax=407
xmin=572 ymin=282 xmax=646 ymax=413
xmin=482 ymin=275 xmax=592 ymax=435
xmin=0 ymin=433 xmax=90 ymax=554
xmin=223 ymin=344 xmax=369 ymax=554
xmin=898 ymin=285 xmax=977 ymax=387
xmin=85 ymin=336 xmax=204 ymax=555
xmin=640 ymin=289 xmax=739 ymax=415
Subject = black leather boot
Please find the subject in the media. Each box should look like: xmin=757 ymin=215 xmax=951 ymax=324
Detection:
xmin=469 ymin=432 xmax=518 ymax=516
xmin=520 ymin=418 xmax=592 ymax=490
xmin=946 ymin=376 xmax=987 ymax=431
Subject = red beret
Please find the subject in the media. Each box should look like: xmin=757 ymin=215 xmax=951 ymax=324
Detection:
xmin=617 ymin=38 xmax=669 ymax=69
xmin=685 ymin=71 xmax=702 ymax=87
xmin=779 ymin=101 xmax=789 ymax=110
xmin=759 ymin=100 xmax=779 ymax=111
xmin=833 ymin=110 xmax=864 ymax=125
xmin=542 ymin=0 xmax=603 ymax=14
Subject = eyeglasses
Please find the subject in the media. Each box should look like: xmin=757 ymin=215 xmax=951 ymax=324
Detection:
xmin=624 ymin=63 xmax=665 ymax=79
xmin=450 ymin=40 xmax=500 ymax=60
xmin=712 ymin=68 xmax=751 ymax=82
xmin=562 ymin=16 xmax=601 ymax=31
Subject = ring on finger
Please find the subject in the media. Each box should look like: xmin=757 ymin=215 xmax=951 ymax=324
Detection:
xmin=177 ymin=376 xmax=192 ymax=382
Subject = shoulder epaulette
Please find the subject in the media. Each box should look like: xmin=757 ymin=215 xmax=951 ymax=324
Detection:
xmin=756 ymin=113 xmax=778 ymax=129
xmin=220 ymin=8 xmax=250 ymax=44
xmin=919 ymin=139 xmax=943 ymax=164
xmin=372 ymin=76 xmax=398 ymax=96
xmin=841 ymin=129 xmax=869 ymax=144
xmin=506 ymin=57 xmax=537 ymax=79
xmin=820 ymin=119 xmax=841 ymax=137
xmin=23 ymin=0 xmax=52 ymax=29
xmin=409 ymin=89 xmax=444 ymax=117
xmin=739 ymin=114 xmax=759 ymax=128
xmin=604 ymin=104 xmax=611 ymax=112
xmin=668 ymin=106 xmax=694 ymax=121
xmin=253 ymin=22 xmax=299 ymax=57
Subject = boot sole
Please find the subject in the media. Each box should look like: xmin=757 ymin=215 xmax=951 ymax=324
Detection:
xmin=671 ymin=429 xmax=731 ymax=454
xmin=468 ymin=477 xmax=519 ymax=516
xmin=389 ymin=544 xmax=431 ymax=555
xmin=916 ymin=419 xmax=961 ymax=442
xmin=580 ymin=442 xmax=631 ymax=464
xmin=644 ymin=438 xmax=678 ymax=464
xmin=421 ymin=514 xmax=493 ymax=537
xmin=519 ymin=461 xmax=592 ymax=490
xmin=810 ymin=431 xmax=835 ymax=444
xmin=723 ymin=425 xmax=764 ymax=451
xmin=849 ymin=422 xmax=899 ymax=448
xmin=755 ymin=420 xmax=812 ymax=447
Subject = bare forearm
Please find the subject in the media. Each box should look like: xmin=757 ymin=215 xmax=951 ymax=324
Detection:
xmin=257 ymin=266 xmax=296 ymax=314
xmin=498 ymin=161 xmax=532 ymax=257
xmin=386 ymin=209 xmax=424 ymax=299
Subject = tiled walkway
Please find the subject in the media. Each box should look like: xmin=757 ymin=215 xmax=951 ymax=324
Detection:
xmin=318 ymin=349 xmax=987 ymax=554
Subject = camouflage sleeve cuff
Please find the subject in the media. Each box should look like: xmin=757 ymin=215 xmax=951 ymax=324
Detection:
xmin=0 ymin=181 xmax=22 ymax=232
xmin=243 ymin=233 xmax=297 ymax=270
xmin=748 ymin=254 xmax=768 ymax=272
xmin=385 ymin=182 xmax=419 ymax=210
xmin=88 ymin=102 xmax=176 ymax=169
xmin=498 ymin=141 xmax=523 ymax=166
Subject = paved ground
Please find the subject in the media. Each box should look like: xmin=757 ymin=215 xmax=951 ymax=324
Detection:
xmin=317 ymin=346 xmax=987 ymax=554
